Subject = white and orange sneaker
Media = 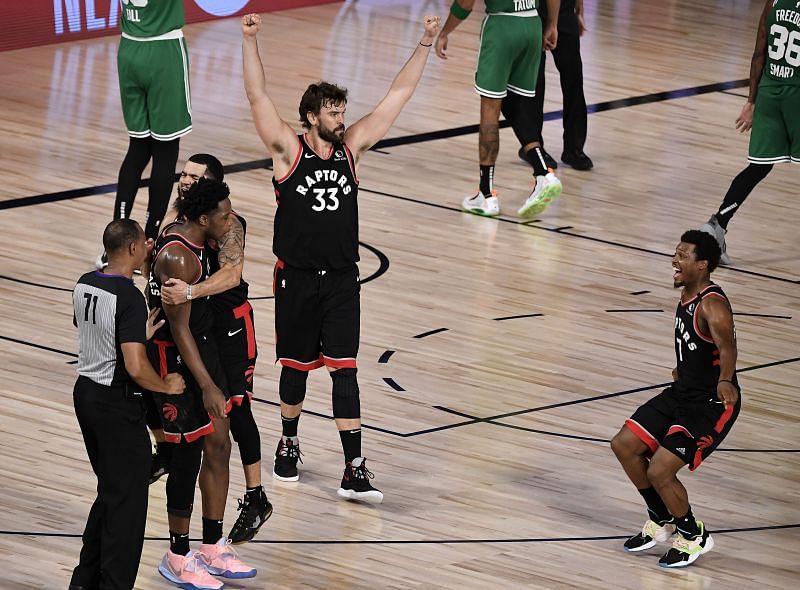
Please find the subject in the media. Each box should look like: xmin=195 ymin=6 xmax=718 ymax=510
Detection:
xmin=198 ymin=537 xmax=257 ymax=579
xmin=158 ymin=550 xmax=223 ymax=590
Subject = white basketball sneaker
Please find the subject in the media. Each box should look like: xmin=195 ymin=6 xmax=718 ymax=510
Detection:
xmin=462 ymin=190 xmax=500 ymax=217
xmin=518 ymin=171 xmax=562 ymax=219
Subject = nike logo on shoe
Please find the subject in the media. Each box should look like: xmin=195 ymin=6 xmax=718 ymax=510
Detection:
xmin=228 ymin=328 xmax=243 ymax=337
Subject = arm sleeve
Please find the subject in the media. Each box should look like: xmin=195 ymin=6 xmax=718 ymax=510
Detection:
xmin=118 ymin=284 xmax=148 ymax=344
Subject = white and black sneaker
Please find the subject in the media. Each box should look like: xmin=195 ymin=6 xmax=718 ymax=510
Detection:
xmin=624 ymin=519 xmax=676 ymax=552
xmin=273 ymin=436 xmax=302 ymax=482
xmin=659 ymin=521 xmax=714 ymax=568
xmin=336 ymin=457 xmax=383 ymax=504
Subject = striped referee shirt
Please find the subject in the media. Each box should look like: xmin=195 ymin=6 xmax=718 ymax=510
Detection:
xmin=73 ymin=271 xmax=147 ymax=386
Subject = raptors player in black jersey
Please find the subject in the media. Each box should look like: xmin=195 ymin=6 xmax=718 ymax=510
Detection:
xmin=147 ymin=179 xmax=256 ymax=587
xmin=242 ymin=12 xmax=441 ymax=503
xmin=162 ymin=154 xmax=273 ymax=545
xmin=611 ymin=230 xmax=740 ymax=569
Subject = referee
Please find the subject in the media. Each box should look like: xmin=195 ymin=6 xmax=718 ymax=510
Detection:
xmin=69 ymin=219 xmax=184 ymax=590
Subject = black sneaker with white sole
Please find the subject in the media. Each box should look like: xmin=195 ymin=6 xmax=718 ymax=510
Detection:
xmin=228 ymin=490 xmax=273 ymax=545
xmin=336 ymin=457 xmax=383 ymax=504
xmin=659 ymin=521 xmax=714 ymax=568
xmin=273 ymin=436 xmax=302 ymax=481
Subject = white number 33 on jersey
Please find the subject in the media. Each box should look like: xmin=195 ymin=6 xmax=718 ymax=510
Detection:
xmin=311 ymin=188 xmax=340 ymax=212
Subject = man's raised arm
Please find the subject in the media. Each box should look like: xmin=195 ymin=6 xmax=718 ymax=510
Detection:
xmin=344 ymin=16 xmax=441 ymax=159
xmin=242 ymin=13 xmax=301 ymax=172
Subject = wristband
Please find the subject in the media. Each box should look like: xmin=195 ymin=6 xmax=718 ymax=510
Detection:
xmin=186 ymin=284 xmax=193 ymax=301
xmin=420 ymin=42 xmax=432 ymax=47
xmin=450 ymin=1 xmax=471 ymax=20
xmin=718 ymin=379 xmax=733 ymax=385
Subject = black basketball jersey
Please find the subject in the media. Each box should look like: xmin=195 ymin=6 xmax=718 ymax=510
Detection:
xmin=272 ymin=134 xmax=360 ymax=270
xmin=207 ymin=211 xmax=249 ymax=313
xmin=147 ymin=219 xmax=213 ymax=339
xmin=674 ymin=284 xmax=736 ymax=396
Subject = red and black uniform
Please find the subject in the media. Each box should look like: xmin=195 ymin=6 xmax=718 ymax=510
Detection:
xmin=207 ymin=212 xmax=257 ymax=406
xmin=626 ymin=284 xmax=741 ymax=470
xmin=272 ymin=134 xmax=361 ymax=371
xmin=206 ymin=212 xmax=262 ymax=466
xmin=146 ymin=219 xmax=228 ymax=443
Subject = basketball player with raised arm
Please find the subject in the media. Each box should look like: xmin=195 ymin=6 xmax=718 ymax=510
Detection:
xmin=241 ymin=12 xmax=441 ymax=503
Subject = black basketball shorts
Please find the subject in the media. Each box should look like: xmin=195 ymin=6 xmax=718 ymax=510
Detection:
xmin=213 ymin=300 xmax=257 ymax=407
xmin=147 ymin=332 xmax=229 ymax=443
xmin=626 ymin=385 xmax=741 ymax=471
xmin=273 ymin=261 xmax=360 ymax=372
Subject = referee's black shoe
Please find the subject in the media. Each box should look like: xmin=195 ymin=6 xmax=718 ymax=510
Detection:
xmin=228 ymin=488 xmax=273 ymax=545
xmin=336 ymin=457 xmax=383 ymax=504
xmin=561 ymin=149 xmax=594 ymax=170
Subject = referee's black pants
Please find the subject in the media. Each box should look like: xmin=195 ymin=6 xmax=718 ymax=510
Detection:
xmin=533 ymin=25 xmax=588 ymax=153
xmin=70 ymin=376 xmax=151 ymax=590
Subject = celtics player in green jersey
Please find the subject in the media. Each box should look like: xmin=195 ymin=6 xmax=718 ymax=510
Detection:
xmin=701 ymin=0 xmax=800 ymax=264
xmin=98 ymin=0 xmax=193 ymax=270
xmin=435 ymin=0 xmax=563 ymax=219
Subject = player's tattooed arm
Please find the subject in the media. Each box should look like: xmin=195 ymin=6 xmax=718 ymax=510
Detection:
xmin=217 ymin=215 xmax=245 ymax=269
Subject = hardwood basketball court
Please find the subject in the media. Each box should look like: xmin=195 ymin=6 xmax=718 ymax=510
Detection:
xmin=0 ymin=0 xmax=797 ymax=588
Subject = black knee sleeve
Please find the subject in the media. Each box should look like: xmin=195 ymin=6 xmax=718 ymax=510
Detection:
xmin=279 ymin=366 xmax=308 ymax=406
xmin=166 ymin=439 xmax=203 ymax=518
xmin=229 ymin=399 xmax=261 ymax=466
xmin=331 ymin=368 xmax=360 ymax=419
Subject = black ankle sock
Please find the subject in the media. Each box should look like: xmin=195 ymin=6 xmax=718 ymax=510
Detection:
xmin=169 ymin=531 xmax=190 ymax=556
xmin=674 ymin=508 xmax=700 ymax=539
xmin=638 ymin=487 xmax=672 ymax=524
xmin=339 ymin=428 xmax=362 ymax=464
xmin=281 ymin=414 xmax=300 ymax=438
xmin=246 ymin=485 xmax=265 ymax=504
xmin=479 ymin=164 xmax=494 ymax=197
xmin=526 ymin=146 xmax=549 ymax=176
xmin=202 ymin=517 xmax=223 ymax=545
xmin=715 ymin=163 xmax=772 ymax=228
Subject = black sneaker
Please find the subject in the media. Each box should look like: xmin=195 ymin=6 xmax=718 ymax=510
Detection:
xmin=623 ymin=519 xmax=676 ymax=552
xmin=149 ymin=451 xmax=169 ymax=485
xmin=273 ymin=436 xmax=302 ymax=481
xmin=659 ymin=521 xmax=714 ymax=568
xmin=518 ymin=146 xmax=558 ymax=170
xmin=95 ymin=251 xmax=108 ymax=270
xmin=228 ymin=490 xmax=274 ymax=545
xmin=336 ymin=457 xmax=383 ymax=504
xmin=561 ymin=149 xmax=594 ymax=170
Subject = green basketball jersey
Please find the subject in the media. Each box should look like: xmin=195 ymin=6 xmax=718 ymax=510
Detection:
xmin=484 ymin=0 xmax=539 ymax=15
xmin=762 ymin=0 xmax=800 ymax=86
xmin=120 ymin=0 xmax=185 ymax=38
